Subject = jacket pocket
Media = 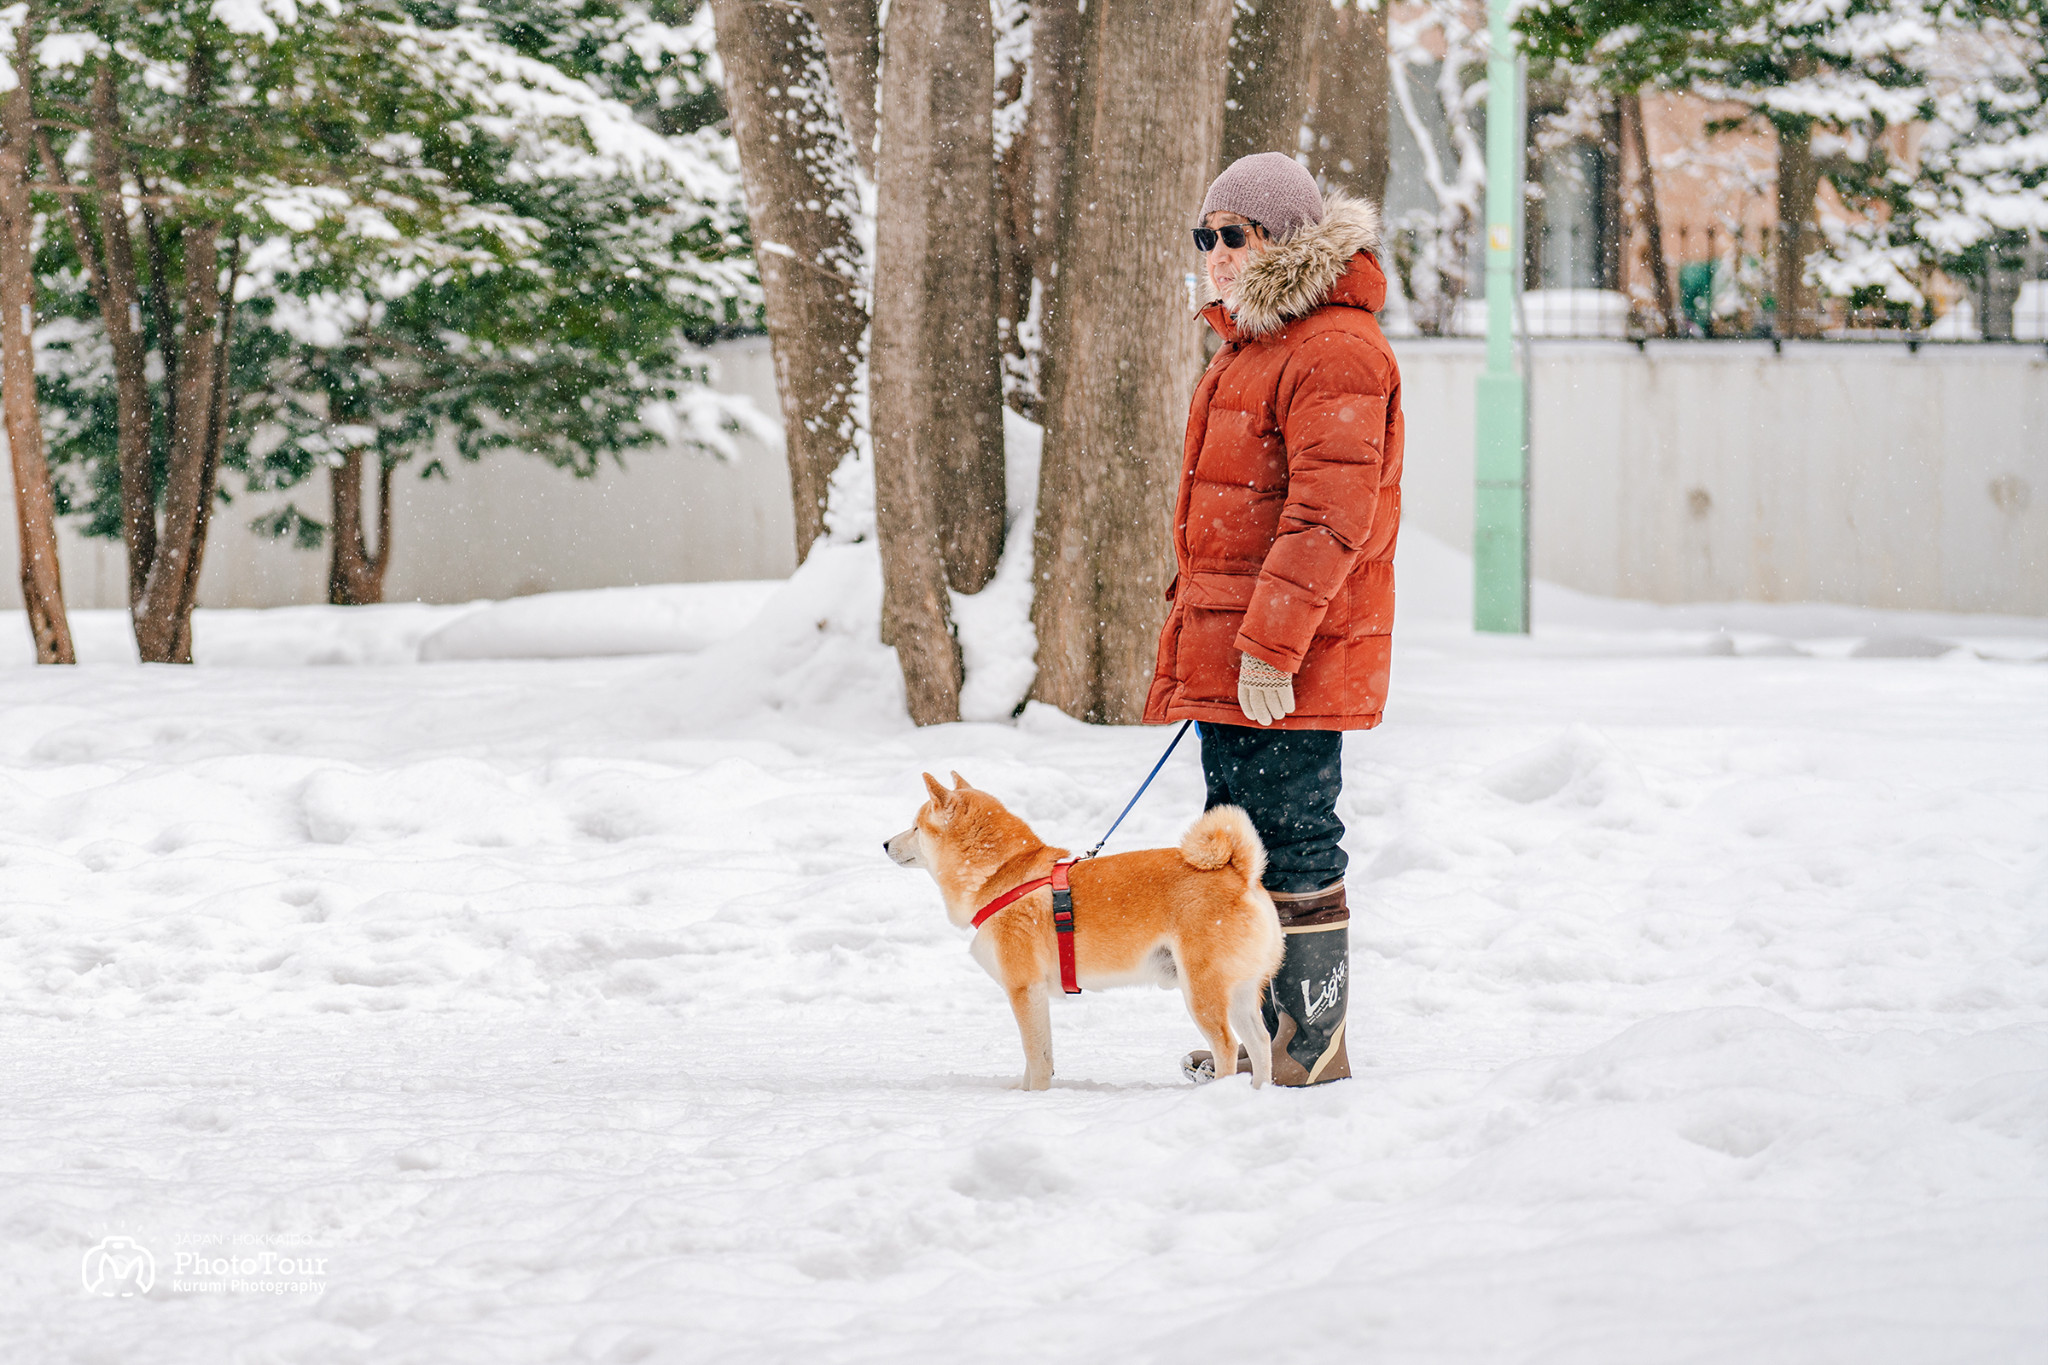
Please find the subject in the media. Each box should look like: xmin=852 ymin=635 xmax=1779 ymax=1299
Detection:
xmin=1178 ymin=571 xmax=1257 ymax=611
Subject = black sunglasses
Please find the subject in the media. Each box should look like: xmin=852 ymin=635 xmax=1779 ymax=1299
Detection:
xmin=1192 ymin=221 xmax=1261 ymax=252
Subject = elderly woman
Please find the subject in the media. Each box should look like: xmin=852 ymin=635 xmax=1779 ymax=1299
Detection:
xmin=1145 ymin=152 xmax=1404 ymax=1087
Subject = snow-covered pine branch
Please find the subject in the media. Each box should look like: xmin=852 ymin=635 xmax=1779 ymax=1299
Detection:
xmin=33 ymin=1 xmax=761 ymax=609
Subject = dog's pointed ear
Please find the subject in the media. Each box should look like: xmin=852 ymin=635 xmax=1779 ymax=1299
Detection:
xmin=951 ymin=771 xmax=973 ymax=791
xmin=921 ymin=772 xmax=951 ymax=806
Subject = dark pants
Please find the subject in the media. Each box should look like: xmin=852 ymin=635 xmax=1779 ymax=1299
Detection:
xmin=1198 ymin=722 xmax=1345 ymax=894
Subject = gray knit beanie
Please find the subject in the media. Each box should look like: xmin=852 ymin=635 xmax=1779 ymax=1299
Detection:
xmin=1200 ymin=152 xmax=1324 ymax=242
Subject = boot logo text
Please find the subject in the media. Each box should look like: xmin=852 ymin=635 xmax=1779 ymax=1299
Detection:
xmin=1300 ymin=959 xmax=1347 ymax=1024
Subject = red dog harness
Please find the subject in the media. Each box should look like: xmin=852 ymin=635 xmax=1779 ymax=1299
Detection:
xmin=970 ymin=859 xmax=1081 ymax=995
xmin=952 ymin=722 xmax=1194 ymax=1001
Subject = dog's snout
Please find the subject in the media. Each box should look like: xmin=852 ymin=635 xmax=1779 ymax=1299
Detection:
xmin=884 ymin=826 xmax=926 ymax=869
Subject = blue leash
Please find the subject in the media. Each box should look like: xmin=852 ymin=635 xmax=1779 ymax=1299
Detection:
xmin=1080 ymin=720 xmax=1196 ymax=860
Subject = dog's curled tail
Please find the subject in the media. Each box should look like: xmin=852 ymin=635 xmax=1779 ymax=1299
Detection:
xmin=1179 ymin=805 xmax=1267 ymax=885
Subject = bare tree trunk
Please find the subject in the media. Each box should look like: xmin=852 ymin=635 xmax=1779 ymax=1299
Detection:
xmin=140 ymin=189 xmax=179 ymax=451
xmin=1221 ymin=0 xmax=1319 ymax=167
xmin=869 ymin=462 xmax=960 ymax=722
xmin=1 ymin=16 xmax=73 ymax=664
xmin=164 ymin=234 xmax=238 ymax=666
xmin=993 ymin=7 xmax=1034 ymax=414
xmin=1620 ymin=91 xmax=1677 ymax=336
xmin=328 ymin=447 xmax=394 ymax=606
xmin=88 ymin=63 xmax=159 ymax=612
xmin=804 ymin=0 xmax=879 ymax=180
xmin=875 ymin=0 xmax=1003 ymax=593
xmin=869 ymin=0 xmax=1005 ymax=724
xmin=1775 ymin=117 xmax=1820 ymax=339
xmin=43 ymin=68 xmax=153 ymax=615
xmin=134 ymin=50 xmax=226 ymax=665
xmin=712 ymin=0 xmax=868 ymax=565
xmin=1032 ymin=0 xmax=1234 ymax=725
xmin=134 ymin=214 xmax=217 ymax=662
xmin=1028 ymin=1 xmax=1085 ymax=252
xmin=1303 ymin=0 xmax=1391 ymax=204
xmin=1003 ymin=0 xmax=1085 ymax=420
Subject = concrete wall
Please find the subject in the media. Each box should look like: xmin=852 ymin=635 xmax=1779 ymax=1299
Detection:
xmin=1 ymin=335 xmax=796 ymax=611
xmin=7 ymin=334 xmax=2046 ymax=616
xmin=1399 ymin=339 xmax=2048 ymax=615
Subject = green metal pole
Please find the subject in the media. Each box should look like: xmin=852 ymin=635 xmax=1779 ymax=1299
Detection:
xmin=1474 ymin=0 xmax=1528 ymax=633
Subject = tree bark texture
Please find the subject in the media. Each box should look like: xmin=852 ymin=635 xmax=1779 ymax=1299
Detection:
xmin=131 ymin=228 xmax=218 ymax=662
xmin=131 ymin=49 xmax=232 ymax=665
xmin=869 ymin=0 xmax=1006 ymax=725
xmin=328 ymin=447 xmax=394 ymax=606
xmin=1031 ymin=0 xmax=1234 ymax=725
xmin=1619 ymin=91 xmax=1677 ymax=336
xmin=0 ymin=17 xmax=74 ymax=664
xmin=874 ymin=0 xmax=1004 ymax=594
xmin=993 ymin=10 xmax=1033 ymax=413
xmin=1774 ymin=118 xmax=1820 ymax=338
xmin=712 ymin=0 xmax=868 ymax=566
xmin=42 ymin=68 xmax=154 ymax=615
xmin=140 ymin=196 xmax=179 ymax=440
xmin=54 ymin=53 xmax=235 ymax=656
xmin=1220 ymin=0 xmax=1319 ymax=168
xmin=88 ymin=62 xmax=157 ymax=611
xmin=1001 ymin=0 xmax=1085 ymax=418
xmin=167 ymin=238 xmax=240 ymax=665
xmin=804 ymin=0 xmax=879 ymax=180
xmin=1303 ymin=0 xmax=1391 ymax=204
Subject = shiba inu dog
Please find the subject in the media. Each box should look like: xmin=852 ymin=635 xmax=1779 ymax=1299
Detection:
xmin=886 ymin=773 xmax=1285 ymax=1089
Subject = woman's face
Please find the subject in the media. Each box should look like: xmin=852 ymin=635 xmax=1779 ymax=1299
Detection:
xmin=1203 ymin=211 xmax=1267 ymax=305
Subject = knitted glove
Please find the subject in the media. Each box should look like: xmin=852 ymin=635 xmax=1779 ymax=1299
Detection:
xmin=1237 ymin=652 xmax=1297 ymax=726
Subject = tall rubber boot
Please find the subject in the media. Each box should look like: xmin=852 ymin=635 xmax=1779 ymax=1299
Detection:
xmin=1263 ymin=882 xmax=1351 ymax=1085
xmin=1182 ymin=880 xmax=1351 ymax=1086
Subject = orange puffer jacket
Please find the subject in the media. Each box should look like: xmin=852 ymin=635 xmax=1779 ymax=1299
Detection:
xmin=1144 ymin=194 xmax=1404 ymax=732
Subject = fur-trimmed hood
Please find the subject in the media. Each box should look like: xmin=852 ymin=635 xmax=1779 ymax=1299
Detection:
xmin=1206 ymin=193 xmax=1384 ymax=339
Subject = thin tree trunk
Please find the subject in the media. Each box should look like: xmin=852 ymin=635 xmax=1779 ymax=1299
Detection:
xmin=1221 ymin=0 xmax=1319 ymax=168
xmin=134 ymin=214 xmax=217 ymax=662
xmin=140 ymin=187 xmax=179 ymax=449
xmin=1775 ymin=117 xmax=1820 ymax=339
xmin=166 ymin=236 xmax=239 ymax=665
xmin=869 ymin=0 xmax=1005 ymax=724
xmin=712 ymin=0 xmax=868 ymax=565
xmin=1303 ymin=0 xmax=1391 ymax=204
xmin=1 ymin=14 xmax=73 ymax=664
xmin=993 ymin=7 xmax=1034 ymax=414
xmin=1019 ymin=0 xmax=1084 ymax=423
xmin=134 ymin=50 xmax=224 ymax=664
xmin=328 ymin=446 xmax=394 ymax=606
xmin=804 ymin=0 xmax=879 ymax=180
xmin=1032 ymin=0 xmax=1234 ymax=724
xmin=869 ymin=464 xmax=959 ymax=721
xmin=1620 ymin=91 xmax=1677 ymax=336
xmin=87 ymin=62 xmax=158 ymax=611
xmin=875 ymin=0 xmax=1003 ymax=594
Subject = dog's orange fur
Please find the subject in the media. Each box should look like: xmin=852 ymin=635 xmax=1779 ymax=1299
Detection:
xmin=894 ymin=773 xmax=1284 ymax=1090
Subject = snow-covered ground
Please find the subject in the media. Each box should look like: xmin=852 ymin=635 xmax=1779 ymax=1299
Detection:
xmin=5 ymin=532 xmax=2047 ymax=1364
